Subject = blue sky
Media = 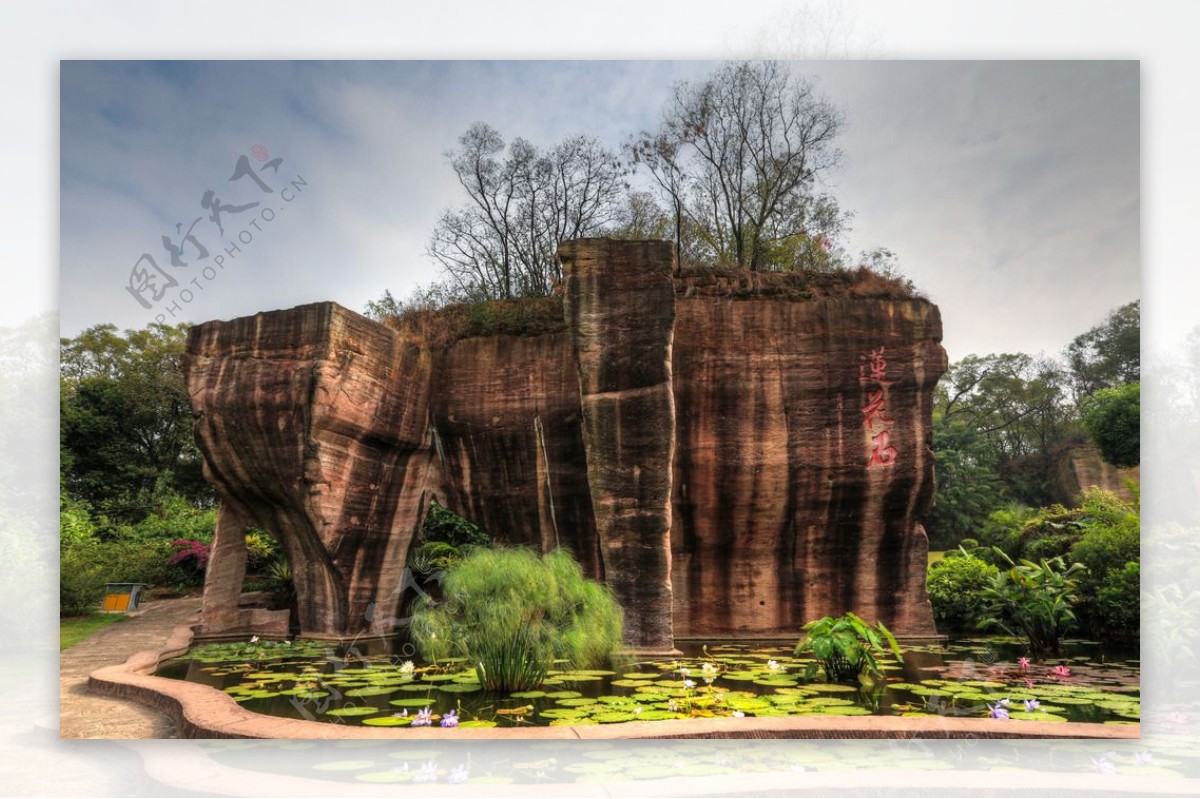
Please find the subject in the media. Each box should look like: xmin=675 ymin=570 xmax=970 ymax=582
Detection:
xmin=60 ymin=59 xmax=1139 ymax=362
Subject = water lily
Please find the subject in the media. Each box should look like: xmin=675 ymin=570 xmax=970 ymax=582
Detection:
xmin=249 ymin=635 xmax=259 ymax=644
xmin=1054 ymin=665 xmax=1072 ymax=678
xmin=1090 ymin=756 xmax=1116 ymax=775
xmin=394 ymin=709 xmax=409 ymax=718
xmin=1024 ymin=699 xmax=1040 ymax=712
xmin=399 ymin=660 xmax=415 ymax=674
xmin=767 ymin=659 xmax=782 ymax=671
xmin=414 ymin=760 xmax=438 ymax=783
xmin=996 ymin=698 xmax=1011 ymax=707
xmin=440 ymin=709 xmax=459 ymax=728
xmin=683 ymin=679 xmax=696 ymax=690
xmin=679 ymin=666 xmax=690 ymax=677
xmin=447 ymin=764 xmax=469 ymax=784
xmin=731 ymin=710 xmax=745 ymax=718
xmin=412 ymin=706 xmax=433 ymax=727
xmin=1134 ymin=751 xmax=1153 ymax=766
xmin=633 ymin=706 xmax=643 ymax=715
xmin=1018 ymin=657 xmax=1031 ymax=669
xmin=668 ymin=699 xmax=680 ymax=712
xmin=987 ymin=702 xmax=1010 ymax=719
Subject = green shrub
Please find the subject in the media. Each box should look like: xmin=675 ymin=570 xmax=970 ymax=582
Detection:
xmin=793 ymin=613 xmax=903 ymax=684
xmin=244 ymin=529 xmax=277 ymax=572
xmin=264 ymin=556 xmax=296 ymax=610
xmin=1081 ymin=382 xmax=1139 ymax=467
xmin=1093 ymin=561 xmax=1140 ymax=635
xmin=978 ymin=548 xmax=1085 ymax=659
xmin=975 ymin=504 xmax=1033 ymax=563
xmin=410 ymin=547 xmax=623 ymax=691
xmin=95 ymin=539 xmax=175 ymax=586
xmin=60 ymin=543 xmax=108 ymax=617
xmin=926 ymin=551 xmax=999 ymax=632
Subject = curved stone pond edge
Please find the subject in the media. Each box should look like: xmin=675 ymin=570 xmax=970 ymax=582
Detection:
xmin=88 ymin=624 xmax=1139 ymax=740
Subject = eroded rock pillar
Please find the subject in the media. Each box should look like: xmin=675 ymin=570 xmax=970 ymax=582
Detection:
xmin=199 ymin=501 xmax=252 ymax=633
xmin=560 ymin=239 xmax=677 ymax=653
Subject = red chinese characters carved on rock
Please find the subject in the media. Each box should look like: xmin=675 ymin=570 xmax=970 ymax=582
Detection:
xmin=860 ymin=347 xmax=898 ymax=468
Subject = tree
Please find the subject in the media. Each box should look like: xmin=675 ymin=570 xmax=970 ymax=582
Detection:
xmin=60 ymin=323 xmax=211 ymax=521
xmin=1065 ymin=300 xmax=1140 ymax=401
xmin=428 ymin=123 xmax=626 ymax=301
xmin=924 ymin=417 xmax=1007 ymax=549
xmin=935 ymin=353 xmax=1077 ymax=507
xmin=630 ymin=60 xmax=846 ymax=271
xmin=1080 ymin=381 xmax=1140 ymax=467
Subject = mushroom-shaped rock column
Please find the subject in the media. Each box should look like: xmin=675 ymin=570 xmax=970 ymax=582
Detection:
xmin=560 ymin=238 xmax=678 ymax=654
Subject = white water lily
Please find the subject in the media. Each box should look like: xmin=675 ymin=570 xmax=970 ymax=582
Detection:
xmin=767 ymin=659 xmax=781 ymax=671
xmin=400 ymin=660 xmax=415 ymax=674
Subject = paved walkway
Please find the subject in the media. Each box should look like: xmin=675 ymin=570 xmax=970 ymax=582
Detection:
xmin=59 ymin=596 xmax=202 ymax=739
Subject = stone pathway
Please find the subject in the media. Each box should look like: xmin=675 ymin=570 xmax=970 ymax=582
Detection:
xmin=59 ymin=596 xmax=202 ymax=739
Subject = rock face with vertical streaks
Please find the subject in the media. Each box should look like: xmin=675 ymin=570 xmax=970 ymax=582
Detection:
xmin=183 ymin=239 xmax=947 ymax=649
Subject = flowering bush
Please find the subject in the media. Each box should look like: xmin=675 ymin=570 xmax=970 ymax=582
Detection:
xmin=168 ymin=539 xmax=211 ymax=585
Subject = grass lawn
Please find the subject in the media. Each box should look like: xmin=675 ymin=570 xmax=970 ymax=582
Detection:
xmin=60 ymin=612 xmax=126 ymax=650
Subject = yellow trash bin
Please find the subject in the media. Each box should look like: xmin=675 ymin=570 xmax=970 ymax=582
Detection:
xmin=101 ymin=583 xmax=144 ymax=613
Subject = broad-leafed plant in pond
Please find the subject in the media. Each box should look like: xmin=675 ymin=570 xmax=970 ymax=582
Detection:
xmin=793 ymin=613 xmax=903 ymax=684
xmin=976 ymin=547 xmax=1085 ymax=659
xmin=409 ymin=547 xmax=623 ymax=692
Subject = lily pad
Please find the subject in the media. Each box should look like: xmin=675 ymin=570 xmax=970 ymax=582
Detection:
xmin=312 ymin=759 xmax=377 ymax=770
xmin=457 ymin=719 xmax=498 ymax=728
xmin=361 ymin=716 xmax=413 ymax=727
xmin=438 ymin=682 xmax=482 ymax=693
xmin=591 ymin=711 xmax=638 ymax=723
xmin=538 ymin=708 xmax=590 ymax=719
xmin=324 ymin=706 xmax=381 ymax=717
xmin=509 ymin=690 xmax=547 ymax=699
xmin=353 ymin=771 xmax=414 ymax=783
xmin=344 ymin=686 xmax=397 ymax=697
xmin=544 ymin=690 xmax=582 ymax=699
xmin=1006 ymin=711 xmax=1068 ymax=722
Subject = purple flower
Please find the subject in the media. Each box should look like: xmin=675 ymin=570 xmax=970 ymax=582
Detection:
xmin=987 ymin=702 xmax=1010 ymax=719
xmin=1024 ymin=699 xmax=1040 ymax=712
xmin=1134 ymin=751 xmax=1153 ymax=766
xmin=414 ymin=760 xmax=438 ymax=783
xmin=411 ymin=706 xmax=433 ymax=727
xmin=447 ymin=764 xmax=469 ymax=784
xmin=440 ymin=709 xmax=459 ymax=728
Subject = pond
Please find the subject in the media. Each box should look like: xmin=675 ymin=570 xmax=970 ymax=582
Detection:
xmin=155 ymin=636 xmax=1139 ymax=728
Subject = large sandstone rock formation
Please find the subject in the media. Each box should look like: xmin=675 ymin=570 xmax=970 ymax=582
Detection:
xmin=184 ymin=239 xmax=947 ymax=650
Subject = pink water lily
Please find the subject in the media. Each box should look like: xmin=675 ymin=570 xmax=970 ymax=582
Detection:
xmin=1018 ymin=657 xmax=1031 ymax=669
xmin=1054 ymin=665 xmax=1072 ymax=678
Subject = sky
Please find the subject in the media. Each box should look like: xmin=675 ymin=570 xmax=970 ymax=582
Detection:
xmin=59 ymin=59 xmax=1139 ymax=363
